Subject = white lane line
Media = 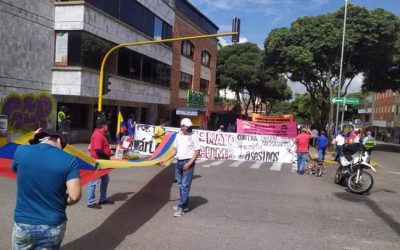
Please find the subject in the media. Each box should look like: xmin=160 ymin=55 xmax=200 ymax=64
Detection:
xmin=203 ymin=160 xmax=224 ymax=168
xmin=229 ymin=161 xmax=243 ymax=167
xmin=387 ymin=172 xmax=400 ymax=175
xmin=250 ymin=162 xmax=263 ymax=169
xmin=270 ymin=162 xmax=283 ymax=171
xmin=211 ymin=160 xmax=224 ymax=166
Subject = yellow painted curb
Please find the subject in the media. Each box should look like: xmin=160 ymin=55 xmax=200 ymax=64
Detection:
xmin=323 ymin=159 xmax=378 ymax=167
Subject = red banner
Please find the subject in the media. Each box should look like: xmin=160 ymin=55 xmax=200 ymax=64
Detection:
xmin=236 ymin=119 xmax=297 ymax=138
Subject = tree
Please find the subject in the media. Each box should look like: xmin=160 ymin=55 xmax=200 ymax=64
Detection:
xmin=217 ymin=43 xmax=291 ymax=118
xmin=290 ymin=93 xmax=312 ymax=126
xmin=264 ymin=4 xmax=400 ymax=135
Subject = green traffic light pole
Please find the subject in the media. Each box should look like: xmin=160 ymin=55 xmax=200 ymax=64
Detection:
xmin=97 ymin=32 xmax=238 ymax=113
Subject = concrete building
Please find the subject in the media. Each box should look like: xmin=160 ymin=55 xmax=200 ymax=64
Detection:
xmin=0 ymin=0 xmax=219 ymax=142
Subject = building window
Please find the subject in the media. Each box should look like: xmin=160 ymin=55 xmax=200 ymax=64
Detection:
xmin=117 ymin=48 xmax=141 ymax=80
xmin=120 ymin=0 xmax=143 ymax=30
xmin=200 ymin=78 xmax=209 ymax=94
xmin=180 ymin=72 xmax=192 ymax=90
xmin=86 ymin=0 xmax=119 ymax=18
xmin=154 ymin=16 xmax=163 ymax=40
xmin=201 ymin=50 xmax=211 ymax=67
xmin=61 ymin=31 xmax=171 ymax=87
xmin=181 ymin=40 xmax=194 ymax=59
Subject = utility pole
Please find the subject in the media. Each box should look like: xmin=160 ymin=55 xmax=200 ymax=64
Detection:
xmin=334 ymin=0 xmax=348 ymax=133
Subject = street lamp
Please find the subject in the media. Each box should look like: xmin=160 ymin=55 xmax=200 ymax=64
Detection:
xmin=334 ymin=0 xmax=349 ymax=133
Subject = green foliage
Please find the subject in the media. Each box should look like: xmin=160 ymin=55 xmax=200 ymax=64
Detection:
xmin=264 ymin=4 xmax=400 ymax=130
xmin=217 ymin=43 xmax=291 ymax=117
xmin=290 ymin=93 xmax=312 ymax=125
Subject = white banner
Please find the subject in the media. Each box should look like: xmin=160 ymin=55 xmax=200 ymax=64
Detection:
xmin=134 ymin=124 xmax=296 ymax=163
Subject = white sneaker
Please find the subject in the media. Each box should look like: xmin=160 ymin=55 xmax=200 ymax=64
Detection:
xmin=174 ymin=207 xmax=184 ymax=217
xmin=173 ymin=205 xmax=189 ymax=212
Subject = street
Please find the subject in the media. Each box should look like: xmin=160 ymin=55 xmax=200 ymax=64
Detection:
xmin=0 ymin=147 xmax=399 ymax=250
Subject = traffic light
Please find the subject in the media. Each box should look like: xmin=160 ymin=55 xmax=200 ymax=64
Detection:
xmin=232 ymin=17 xmax=241 ymax=43
xmin=102 ymin=72 xmax=111 ymax=95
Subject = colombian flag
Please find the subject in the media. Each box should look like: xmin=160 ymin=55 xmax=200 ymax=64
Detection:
xmin=0 ymin=131 xmax=178 ymax=184
xmin=116 ymin=112 xmax=127 ymax=137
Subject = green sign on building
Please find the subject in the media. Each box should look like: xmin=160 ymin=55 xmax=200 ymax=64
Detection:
xmin=186 ymin=90 xmax=205 ymax=108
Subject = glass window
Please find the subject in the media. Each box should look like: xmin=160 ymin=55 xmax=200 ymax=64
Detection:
xmin=120 ymin=0 xmax=143 ymax=30
xmin=154 ymin=16 xmax=163 ymax=40
xmin=200 ymin=78 xmax=209 ymax=94
xmin=142 ymin=8 xmax=155 ymax=37
xmin=142 ymin=56 xmax=154 ymax=83
xmin=201 ymin=50 xmax=211 ymax=67
xmin=181 ymin=40 xmax=194 ymax=59
xmin=86 ymin=0 xmax=119 ymax=18
xmin=117 ymin=48 xmax=131 ymax=78
xmin=67 ymin=31 xmax=82 ymax=66
xmin=180 ymin=72 xmax=192 ymax=90
xmin=80 ymin=32 xmax=114 ymax=70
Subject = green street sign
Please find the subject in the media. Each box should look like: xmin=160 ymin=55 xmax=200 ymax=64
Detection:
xmin=331 ymin=97 xmax=359 ymax=105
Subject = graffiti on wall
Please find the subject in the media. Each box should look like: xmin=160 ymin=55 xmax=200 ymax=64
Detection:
xmin=0 ymin=92 xmax=55 ymax=132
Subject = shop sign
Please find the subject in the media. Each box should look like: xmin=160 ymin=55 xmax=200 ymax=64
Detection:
xmin=186 ymin=90 xmax=204 ymax=108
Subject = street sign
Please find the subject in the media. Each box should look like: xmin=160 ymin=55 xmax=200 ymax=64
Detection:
xmin=331 ymin=97 xmax=359 ymax=105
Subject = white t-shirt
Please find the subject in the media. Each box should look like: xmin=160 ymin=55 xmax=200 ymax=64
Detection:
xmin=335 ymin=134 xmax=345 ymax=146
xmin=174 ymin=132 xmax=201 ymax=160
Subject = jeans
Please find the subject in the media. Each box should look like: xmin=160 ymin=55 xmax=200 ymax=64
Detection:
xmin=87 ymin=174 xmax=109 ymax=205
xmin=175 ymin=159 xmax=195 ymax=209
xmin=335 ymin=145 xmax=343 ymax=161
xmin=12 ymin=222 xmax=66 ymax=250
xmin=317 ymin=149 xmax=326 ymax=162
xmin=297 ymin=153 xmax=308 ymax=173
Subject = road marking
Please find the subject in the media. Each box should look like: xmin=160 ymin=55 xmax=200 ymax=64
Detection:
xmin=229 ymin=161 xmax=243 ymax=167
xmin=270 ymin=162 xmax=282 ymax=171
xmin=203 ymin=160 xmax=224 ymax=168
xmin=387 ymin=172 xmax=400 ymax=175
xmin=250 ymin=162 xmax=263 ymax=169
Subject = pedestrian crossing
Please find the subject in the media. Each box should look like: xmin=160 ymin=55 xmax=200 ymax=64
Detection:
xmin=194 ymin=159 xmax=295 ymax=172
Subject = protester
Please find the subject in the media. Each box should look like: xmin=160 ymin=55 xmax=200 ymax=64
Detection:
xmin=11 ymin=128 xmax=81 ymax=249
xmin=295 ymin=126 xmax=312 ymax=175
xmin=154 ymin=118 xmax=166 ymax=149
xmin=363 ymin=131 xmax=376 ymax=158
xmin=226 ymin=123 xmax=235 ymax=132
xmin=216 ymin=125 xmax=224 ymax=132
xmin=127 ymin=114 xmax=136 ymax=139
xmin=311 ymin=127 xmax=319 ymax=147
xmin=57 ymin=106 xmax=71 ymax=143
xmin=316 ymin=131 xmax=329 ymax=162
xmin=334 ymin=130 xmax=346 ymax=161
xmin=87 ymin=118 xmax=113 ymax=209
xmin=160 ymin=118 xmax=200 ymax=217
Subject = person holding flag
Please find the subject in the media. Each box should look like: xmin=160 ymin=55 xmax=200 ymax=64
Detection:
xmin=116 ymin=112 xmax=127 ymax=143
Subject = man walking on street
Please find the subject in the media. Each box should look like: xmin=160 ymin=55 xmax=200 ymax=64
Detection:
xmin=87 ymin=118 xmax=114 ymax=209
xmin=11 ymin=128 xmax=81 ymax=249
xmin=295 ymin=127 xmax=312 ymax=175
xmin=160 ymin=118 xmax=200 ymax=217
xmin=316 ymin=131 xmax=329 ymax=162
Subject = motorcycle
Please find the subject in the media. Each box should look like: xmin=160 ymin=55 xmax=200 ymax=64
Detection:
xmin=334 ymin=145 xmax=377 ymax=194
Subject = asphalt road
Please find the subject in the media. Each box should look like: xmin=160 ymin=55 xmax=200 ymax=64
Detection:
xmin=0 ymin=146 xmax=399 ymax=250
